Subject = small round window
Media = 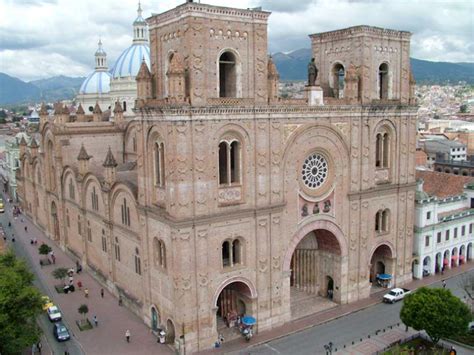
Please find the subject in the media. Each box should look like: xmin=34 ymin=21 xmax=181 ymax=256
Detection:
xmin=302 ymin=153 xmax=328 ymax=189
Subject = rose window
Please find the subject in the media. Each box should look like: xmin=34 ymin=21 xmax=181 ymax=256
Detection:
xmin=302 ymin=154 xmax=328 ymax=189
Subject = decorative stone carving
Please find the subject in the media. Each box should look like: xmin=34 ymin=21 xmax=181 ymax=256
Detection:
xmin=313 ymin=204 xmax=320 ymax=214
xmin=218 ymin=187 xmax=242 ymax=204
xmin=259 ymin=259 xmax=268 ymax=273
xmin=323 ymin=200 xmax=331 ymax=213
xmin=198 ymin=273 xmax=209 ymax=287
xmin=301 ymin=204 xmax=308 ymax=217
xmin=272 ymin=256 xmax=281 ymax=269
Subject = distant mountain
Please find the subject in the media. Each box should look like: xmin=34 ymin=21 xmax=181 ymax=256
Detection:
xmin=272 ymin=48 xmax=474 ymax=84
xmin=0 ymin=73 xmax=85 ymax=105
xmin=0 ymin=73 xmax=41 ymax=105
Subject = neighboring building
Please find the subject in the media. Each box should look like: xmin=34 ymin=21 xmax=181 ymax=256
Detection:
xmin=413 ymin=170 xmax=474 ymax=279
xmin=4 ymin=132 xmax=33 ymax=201
xmin=17 ymin=2 xmax=417 ymax=352
xmin=415 ymin=148 xmax=428 ymax=167
xmin=420 ymin=139 xmax=467 ymax=168
xmin=444 ymin=130 xmax=474 ymax=156
xmin=434 ymin=155 xmax=474 ymax=177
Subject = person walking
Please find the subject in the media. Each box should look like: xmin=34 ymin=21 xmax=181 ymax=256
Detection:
xmin=100 ymin=288 xmax=104 ymax=298
xmin=24 ymin=225 xmax=27 ymax=232
xmin=119 ymin=296 xmax=123 ymax=306
xmin=93 ymin=315 xmax=98 ymax=327
xmin=84 ymin=288 xmax=89 ymax=298
xmin=442 ymin=280 xmax=447 ymax=288
xmin=125 ymin=329 xmax=131 ymax=343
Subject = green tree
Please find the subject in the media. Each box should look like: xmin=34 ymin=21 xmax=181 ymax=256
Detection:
xmin=38 ymin=243 xmax=52 ymax=256
xmin=0 ymin=251 xmax=43 ymax=355
xmin=78 ymin=304 xmax=89 ymax=324
xmin=460 ymin=104 xmax=469 ymax=113
xmin=0 ymin=118 xmax=6 ymax=124
xmin=401 ymin=287 xmax=471 ymax=344
xmin=52 ymin=267 xmax=69 ymax=285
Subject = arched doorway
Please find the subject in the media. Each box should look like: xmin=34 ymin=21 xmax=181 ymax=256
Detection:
xmin=468 ymin=243 xmax=473 ymax=261
xmin=215 ymin=280 xmax=255 ymax=341
xmin=459 ymin=245 xmax=466 ymax=265
xmin=369 ymin=244 xmax=394 ymax=287
xmin=289 ymin=229 xmax=341 ymax=319
xmin=422 ymin=256 xmax=431 ymax=277
xmin=332 ymin=63 xmax=345 ymax=98
xmin=151 ymin=307 xmax=159 ymax=332
xmin=50 ymin=201 xmax=60 ymax=241
xmin=166 ymin=319 xmax=175 ymax=344
xmin=435 ymin=252 xmax=442 ymax=273
xmin=443 ymin=250 xmax=450 ymax=270
xmin=452 ymin=247 xmax=458 ymax=267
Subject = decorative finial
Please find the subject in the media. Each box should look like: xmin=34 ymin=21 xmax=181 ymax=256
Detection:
xmin=137 ymin=1 xmax=142 ymax=16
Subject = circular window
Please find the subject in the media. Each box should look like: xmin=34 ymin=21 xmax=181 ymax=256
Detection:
xmin=301 ymin=154 xmax=328 ymax=189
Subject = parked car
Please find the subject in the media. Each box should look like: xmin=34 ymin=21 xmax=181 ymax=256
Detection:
xmin=47 ymin=305 xmax=62 ymax=322
xmin=383 ymin=288 xmax=411 ymax=303
xmin=41 ymin=296 xmax=54 ymax=311
xmin=53 ymin=322 xmax=70 ymax=342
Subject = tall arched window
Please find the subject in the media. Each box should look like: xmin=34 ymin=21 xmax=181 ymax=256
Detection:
xmin=121 ymin=198 xmax=130 ymax=227
xmin=154 ymin=142 xmax=165 ymax=187
xmin=123 ymin=101 xmax=127 ymax=111
xmin=375 ymin=131 xmax=391 ymax=168
xmin=332 ymin=63 xmax=345 ymax=98
xmin=379 ymin=63 xmax=389 ymax=99
xmin=219 ymin=51 xmax=237 ymax=98
xmin=232 ymin=239 xmax=241 ymax=264
xmin=218 ymin=139 xmax=241 ymax=186
xmin=134 ymin=248 xmax=141 ymax=275
xmin=68 ymin=179 xmax=75 ymax=200
xmin=153 ymin=238 xmax=166 ymax=269
xmin=222 ymin=238 xmax=244 ymax=268
xmin=91 ymin=186 xmax=99 ymax=211
xmin=222 ymin=241 xmax=230 ymax=267
xmin=114 ymin=237 xmax=121 ymax=261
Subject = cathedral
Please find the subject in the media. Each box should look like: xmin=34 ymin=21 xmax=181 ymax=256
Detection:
xmin=17 ymin=1 xmax=417 ymax=352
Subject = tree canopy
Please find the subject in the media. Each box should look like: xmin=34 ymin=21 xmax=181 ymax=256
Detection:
xmin=52 ymin=267 xmax=69 ymax=284
xmin=0 ymin=251 xmax=43 ymax=355
xmin=400 ymin=287 xmax=471 ymax=344
xmin=38 ymin=243 xmax=52 ymax=255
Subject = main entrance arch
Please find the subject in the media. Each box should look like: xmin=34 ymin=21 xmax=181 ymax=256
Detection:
xmin=369 ymin=243 xmax=395 ymax=287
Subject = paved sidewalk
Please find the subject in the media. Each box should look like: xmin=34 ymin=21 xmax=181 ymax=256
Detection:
xmin=202 ymin=261 xmax=474 ymax=354
xmin=3 ymin=196 xmax=173 ymax=355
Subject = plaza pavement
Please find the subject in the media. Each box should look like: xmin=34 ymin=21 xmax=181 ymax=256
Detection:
xmin=2 ymin=195 xmax=173 ymax=355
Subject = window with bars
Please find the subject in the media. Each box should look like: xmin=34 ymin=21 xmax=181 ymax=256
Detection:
xmin=134 ymin=248 xmax=141 ymax=275
xmin=114 ymin=237 xmax=120 ymax=261
xmin=91 ymin=187 xmax=99 ymax=211
xmin=154 ymin=142 xmax=165 ymax=187
xmin=101 ymin=229 xmax=107 ymax=252
xmin=69 ymin=179 xmax=75 ymax=200
xmin=121 ymin=198 xmax=131 ymax=227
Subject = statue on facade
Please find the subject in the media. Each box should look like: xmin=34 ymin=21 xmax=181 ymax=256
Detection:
xmin=307 ymin=58 xmax=318 ymax=86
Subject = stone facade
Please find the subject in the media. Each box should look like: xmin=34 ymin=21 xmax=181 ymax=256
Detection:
xmin=17 ymin=2 xmax=417 ymax=353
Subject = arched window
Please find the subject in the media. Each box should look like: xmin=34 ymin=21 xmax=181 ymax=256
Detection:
xmin=375 ymin=131 xmax=391 ymax=168
xmin=153 ymin=142 xmax=165 ymax=187
xmin=68 ymin=179 xmax=75 ymax=200
xmin=218 ymin=139 xmax=241 ymax=186
xmin=91 ymin=186 xmax=99 ymax=211
xmin=66 ymin=208 xmax=70 ymax=228
xmin=332 ymin=63 xmax=345 ymax=98
xmin=101 ymin=229 xmax=107 ymax=252
xmin=219 ymin=51 xmax=237 ymax=98
xmin=87 ymin=220 xmax=92 ymax=242
xmin=135 ymin=248 xmax=142 ymax=275
xmin=123 ymin=101 xmax=127 ymax=111
xmin=114 ymin=237 xmax=121 ymax=261
xmin=222 ymin=241 xmax=230 ymax=267
xmin=153 ymin=238 xmax=166 ymax=269
xmin=375 ymin=209 xmax=390 ymax=233
xmin=121 ymin=198 xmax=131 ymax=227
xmin=77 ymin=215 xmax=81 ymax=235
xmin=232 ymin=239 xmax=241 ymax=264
xmin=379 ymin=63 xmax=389 ymax=99
xmin=132 ymin=136 xmax=137 ymax=153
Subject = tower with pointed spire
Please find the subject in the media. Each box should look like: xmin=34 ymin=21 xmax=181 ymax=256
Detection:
xmin=95 ymin=39 xmax=108 ymax=70
xmin=133 ymin=2 xmax=148 ymax=44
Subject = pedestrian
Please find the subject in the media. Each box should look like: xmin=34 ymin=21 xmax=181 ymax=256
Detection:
xmin=442 ymin=280 xmax=447 ymax=288
xmin=125 ymin=329 xmax=131 ymax=343
xmin=11 ymin=234 xmax=15 ymax=242
xmin=93 ymin=315 xmax=98 ymax=327
xmin=24 ymin=225 xmax=27 ymax=232
xmin=449 ymin=346 xmax=457 ymax=355
xmin=119 ymin=296 xmax=123 ymax=306
xmin=84 ymin=288 xmax=89 ymax=298
xmin=51 ymin=254 xmax=56 ymax=264
xmin=69 ymin=276 xmax=74 ymax=284
xmin=100 ymin=288 xmax=104 ymax=298
xmin=8 ymin=221 xmax=11 ymax=227
xmin=37 ymin=341 xmax=42 ymax=354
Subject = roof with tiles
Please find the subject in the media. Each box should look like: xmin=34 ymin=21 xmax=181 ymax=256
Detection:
xmin=416 ymin=170 xmax=474 ymax=199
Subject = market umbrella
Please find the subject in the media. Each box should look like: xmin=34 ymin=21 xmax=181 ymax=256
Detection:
xmin=242 ymin=316 xmax=256 ymax=326
xmin=377 ymin=274 xmax=392 ymax=280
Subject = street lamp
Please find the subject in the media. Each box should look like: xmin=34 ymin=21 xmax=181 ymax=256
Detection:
xmin=324 ymin=342 xmax=333 ymax=355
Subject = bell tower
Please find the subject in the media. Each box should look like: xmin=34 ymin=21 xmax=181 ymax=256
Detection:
xmin=147 ymin=2 xmax=271 ymax=105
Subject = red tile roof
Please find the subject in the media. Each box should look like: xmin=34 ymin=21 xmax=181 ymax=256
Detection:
xmin=416 ymin=170 xmax=474 ymax=199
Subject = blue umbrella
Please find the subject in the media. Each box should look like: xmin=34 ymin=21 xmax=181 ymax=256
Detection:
xmin=377 ymin=274 xmax=392 ymax=280
xmin=242 ymin=316 xmax=256 ymax=326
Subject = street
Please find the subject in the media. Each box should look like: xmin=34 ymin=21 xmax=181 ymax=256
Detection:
xmin=244 ymin=272 xmax=472 ymax=355
xmin=1 ymin=205 xmax=84 ymax=355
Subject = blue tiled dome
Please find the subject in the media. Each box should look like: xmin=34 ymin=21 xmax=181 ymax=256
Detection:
xmin=79 ymin=71 xmax=112 ymax=94
xmin=111 ymin=43 xmax=150 ymax=79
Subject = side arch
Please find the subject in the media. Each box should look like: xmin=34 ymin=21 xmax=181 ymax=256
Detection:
xmin=212 ymin=276 xmax=258 ymax=308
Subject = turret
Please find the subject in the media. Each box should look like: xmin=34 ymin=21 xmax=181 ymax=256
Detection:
xmin=102 ymin=147 xmax=117 ymax=188
xmin=55 ymin=103 xmax=69 ymax=124
xmin=39 ymin=103 xmax=49 ymax=128
xmin=29 ymin=137 xmax=39 ymax=157
xmin=267 ymin=56 xmax=279 ymax=103
xmin=113 ymin=100 xmax=124 ymax=123
xmin=93 ymin=102 xmax=102 ymax=122
xmin=136 ymin=59 xmax=153 ymax=107
xmin=76 ymin=104 xmax=86 ymax=122
xmin=77 ymin=144 xmax=91 ymax=177
xmin=19 ymin=136 xmax=27 ymax=157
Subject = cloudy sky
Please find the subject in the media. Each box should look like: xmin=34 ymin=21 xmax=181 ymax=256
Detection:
xmin=0 ymin=0 xmax=473 ymax=81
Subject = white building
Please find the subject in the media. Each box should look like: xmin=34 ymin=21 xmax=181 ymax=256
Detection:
xmin=413 ymin=170 xmax=474 ymax=279
xmin=4 ymin=132 xmax=34 ymax=201
xmin=420 ymin=139 xmax=467 ymax=168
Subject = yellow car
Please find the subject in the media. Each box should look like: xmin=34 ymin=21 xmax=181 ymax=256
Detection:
xmin=42 ymin=296 xmax=54 ymax=311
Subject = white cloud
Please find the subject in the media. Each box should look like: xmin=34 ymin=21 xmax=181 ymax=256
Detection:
xmin=0 ymin=0 xmax=472 ymax=81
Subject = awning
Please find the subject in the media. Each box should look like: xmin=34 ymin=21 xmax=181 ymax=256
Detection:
xmin=460 ymin=255 xmax=465 ymax=260
xmin=443 ymin=259 xmax=449 ymax=265
xmin=451 ymin=255 xmax=458 ymax=260
xmin=377 ymin=274 xmax=392 ymax=280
